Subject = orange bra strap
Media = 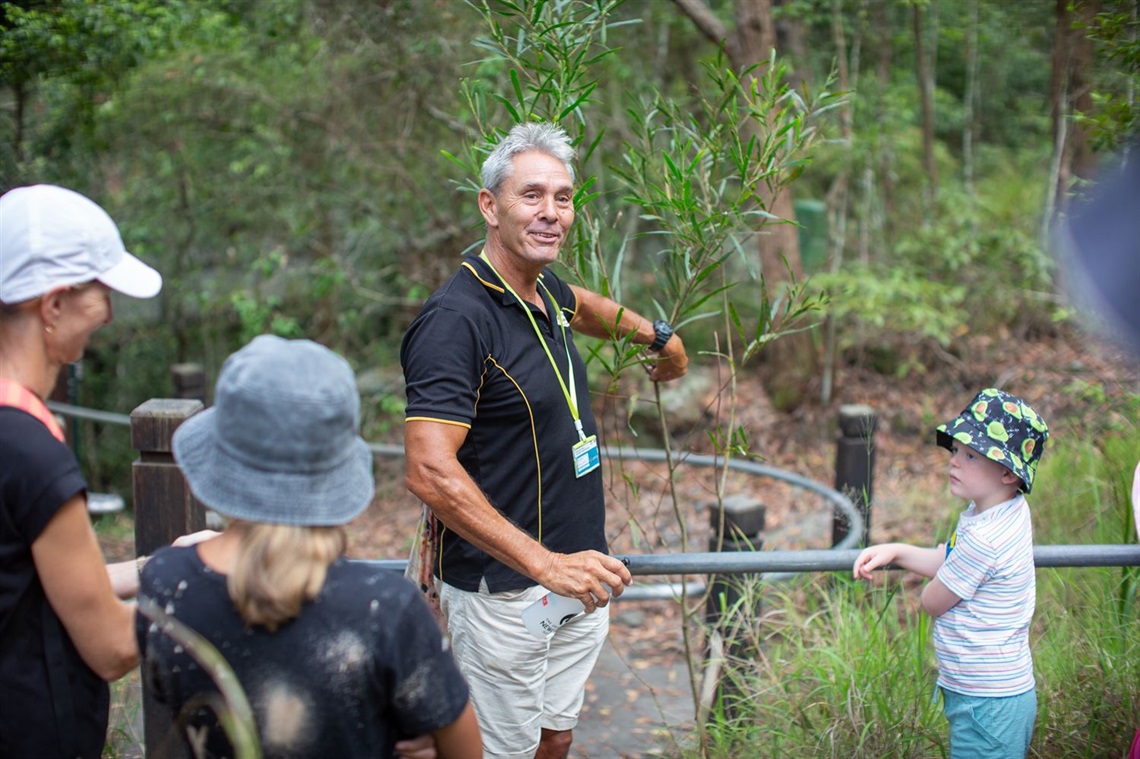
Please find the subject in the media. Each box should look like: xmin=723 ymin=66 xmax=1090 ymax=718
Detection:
xmin=0 ymin=378 xmax=66 ymax=443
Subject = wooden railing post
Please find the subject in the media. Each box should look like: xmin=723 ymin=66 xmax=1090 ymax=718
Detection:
xmin=170 ymin=363 xmax=207 ymax=405
xmin=705 ymin=495 xmax=765 ymax=719
xmin=832 ymin=404 xmax=878 ymax=548
xmin=132 ymin=398 xmax=204 ymax=758
xmin=705 ymin=495 xmax=766 ymax=627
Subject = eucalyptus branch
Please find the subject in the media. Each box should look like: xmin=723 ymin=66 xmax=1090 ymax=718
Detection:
xmin=458 ymin=2 xmax=840 ymax=748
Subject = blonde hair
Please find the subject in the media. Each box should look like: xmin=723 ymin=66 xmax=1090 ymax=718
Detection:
xmin=227 ymin=521 xmax=347 ymax=632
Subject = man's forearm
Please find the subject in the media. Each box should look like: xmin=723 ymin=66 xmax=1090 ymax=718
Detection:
xmin=567 ymin=284 xmax=688 ymax=381
xmin=405 ymin=421 xmax=555 ymax=582
xmin=409 ymin=467 xmax=553 ymax=582
xmin=567 ymin=284 xmax=655 ymax=343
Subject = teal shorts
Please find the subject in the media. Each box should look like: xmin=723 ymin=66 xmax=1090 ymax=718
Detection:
xmin=942 ymin=687 xmax=1036 ymax=759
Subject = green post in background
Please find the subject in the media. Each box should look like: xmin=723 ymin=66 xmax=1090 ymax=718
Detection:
xmin=794 ymin=199 xmax=828 ymax=273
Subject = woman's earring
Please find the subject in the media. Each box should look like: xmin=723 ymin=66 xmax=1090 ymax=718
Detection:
xmin=44 ymin=323 xmax=55 ymax=334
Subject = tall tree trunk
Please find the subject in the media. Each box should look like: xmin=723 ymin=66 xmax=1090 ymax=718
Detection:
xmin=774 ymin=0 xmax=811 ymax=91
xmin=874 ymin=0 xmax=890 ymax=83
xmin=872 ymin=0 xmax=894 ymax=244
xmin=963 ymin=0 xmax=979 ymax=204
xmin=822 ymin=0 xmax=856 ymax=405
xmin=913 ymin=2 xmax=937 ymax=209
xmin=1048 ymin=0 xmax=1100 ymax=219
xmin=1046 ymin=0 xmax=1071 ymax=227
xmin=1049 ymin=0 xmax=1069 ymax=158
xmin=672 ymin=0 xmax=816 ymax=410
xmin=734 ymin=0 xmax=816 ymax=410
xmin=1068 ymin=0 xmax=1099 ymax=183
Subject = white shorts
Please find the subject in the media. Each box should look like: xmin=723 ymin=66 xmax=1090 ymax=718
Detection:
xmin=439 ymin=581 xmax=609 ymax=759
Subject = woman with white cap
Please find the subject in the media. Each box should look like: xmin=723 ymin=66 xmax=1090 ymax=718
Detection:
xmin=136 ymin=335 xmax=481 ymax=759
xmin=0 ymin=184 xmax=194 ymax=757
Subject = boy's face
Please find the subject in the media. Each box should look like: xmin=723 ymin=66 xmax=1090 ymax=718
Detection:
xmin=947 ymin=443 xmax=1020 ymax=510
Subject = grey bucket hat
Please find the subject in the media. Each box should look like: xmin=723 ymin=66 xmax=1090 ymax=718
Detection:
xmin=173 ymin=335 xmax=375 ymax=525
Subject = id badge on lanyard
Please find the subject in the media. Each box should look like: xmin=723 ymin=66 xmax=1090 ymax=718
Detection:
xmin=573 ymin=435 xmax=600 ymax=478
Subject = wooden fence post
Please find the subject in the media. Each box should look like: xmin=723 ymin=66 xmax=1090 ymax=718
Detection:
xmin=170 ymin=363 xmax=207 ymax=405
xmin=132 ymin=398 xmax=204 ymax=758
xmin=705 ymin=495 xmax=765 ymax=719
xmin=705 ymin=495 xmax=766 ymax=626
xmin=832 ymin=404 xmax=878 ymax=548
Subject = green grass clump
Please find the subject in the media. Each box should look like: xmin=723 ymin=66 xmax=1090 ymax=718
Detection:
xmin=699 ymin=579 xmax=946 ymax=759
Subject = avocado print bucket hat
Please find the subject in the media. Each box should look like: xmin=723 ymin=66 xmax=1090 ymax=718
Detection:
xmin=935 ymin=388 xmax=1049 ymax=494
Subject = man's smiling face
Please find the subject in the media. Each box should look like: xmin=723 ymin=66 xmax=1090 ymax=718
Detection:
xmin=481 ymin=150 xmax=575 ymax=275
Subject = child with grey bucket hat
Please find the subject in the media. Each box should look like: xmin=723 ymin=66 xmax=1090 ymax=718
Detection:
xmin=854 ymin=388 xmax=1049 ymax=759
xmin=136 ymin=335 xmax=481 ymax=759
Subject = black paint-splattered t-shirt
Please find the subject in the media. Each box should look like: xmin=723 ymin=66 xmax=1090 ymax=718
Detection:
xmin=137 ymin=546 xmax=469 ymax=758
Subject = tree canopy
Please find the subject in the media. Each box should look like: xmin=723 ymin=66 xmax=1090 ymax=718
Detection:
xmin=1 ymin=0 xmax=1134 ymax=423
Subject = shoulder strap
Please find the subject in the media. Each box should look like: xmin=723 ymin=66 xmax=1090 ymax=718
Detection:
xmin=0 ymin=378 xmax=66 ymax=442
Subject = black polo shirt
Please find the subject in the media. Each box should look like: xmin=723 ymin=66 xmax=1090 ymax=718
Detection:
xmin=400 ymin=253 xmax=607 ymax=593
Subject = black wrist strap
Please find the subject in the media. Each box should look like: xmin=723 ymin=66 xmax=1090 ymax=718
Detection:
xmin=650 ymin=320 xmax=673 ymax=352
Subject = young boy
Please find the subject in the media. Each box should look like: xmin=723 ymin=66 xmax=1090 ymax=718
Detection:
xmin=854 ymin=388 xmax=1049 ymax=759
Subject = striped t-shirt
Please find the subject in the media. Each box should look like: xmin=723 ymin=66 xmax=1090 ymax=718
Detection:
xmin=933 ymin=494 xmax=1035 ymax=697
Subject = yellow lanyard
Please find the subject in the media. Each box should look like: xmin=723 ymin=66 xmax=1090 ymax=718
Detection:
xmin=479 ymin=251 xmax=587 ymax=442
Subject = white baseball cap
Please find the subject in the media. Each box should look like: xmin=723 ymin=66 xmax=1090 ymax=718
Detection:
xmin=0 ymin=184 xmax=162 ymax=305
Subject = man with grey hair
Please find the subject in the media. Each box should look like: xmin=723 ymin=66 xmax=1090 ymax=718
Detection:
xmin=401 ymin=121 xmax=688 ymax=759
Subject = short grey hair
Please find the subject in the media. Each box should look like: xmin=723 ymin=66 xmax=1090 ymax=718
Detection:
xmin=480 ymin=122 xmax=576 ymax=195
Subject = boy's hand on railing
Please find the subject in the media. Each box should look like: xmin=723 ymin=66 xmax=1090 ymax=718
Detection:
xmin=853 ymin=544 xmax=898 ymax=580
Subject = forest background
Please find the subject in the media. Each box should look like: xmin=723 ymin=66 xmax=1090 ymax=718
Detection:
xmin=2 ymin=0 xmax=1136 ymax=424
xmin=2 ymin=0 xmax=1138 ymax=757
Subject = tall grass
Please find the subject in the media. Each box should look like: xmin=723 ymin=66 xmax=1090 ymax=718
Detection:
xmin=104 ymin=674 xmax=143 ymax=758
xmin=690 ymin=424 xmax=1139 ymax=758
xmin=699 ymin=577 xmax=947 ymax=758
xmin=1032 ymin=432 xmax=1139 ymax=757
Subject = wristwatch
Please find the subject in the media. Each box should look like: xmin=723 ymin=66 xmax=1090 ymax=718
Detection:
xmin=649 ymin=320 xmax=673 ymax=352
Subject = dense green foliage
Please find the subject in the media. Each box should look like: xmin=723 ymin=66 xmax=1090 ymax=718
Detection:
xmin=4 ymin=0 xmax=1132 ymax=436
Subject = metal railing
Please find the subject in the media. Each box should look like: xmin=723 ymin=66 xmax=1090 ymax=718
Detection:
xmin=53 ymin=401 xmax=1140 ymax=588
xmin=359 ymin=544 xmax=1140 ymax=577
xmin=298 ymin=443 xmax=1140 ymax=596
xmin=47 ymin=400 xmax=132 ymax=427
